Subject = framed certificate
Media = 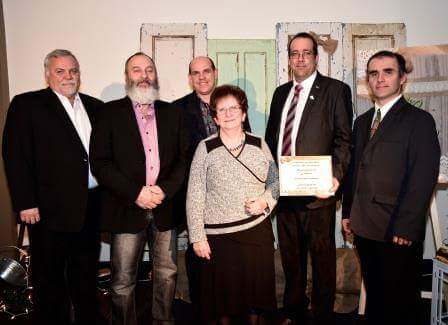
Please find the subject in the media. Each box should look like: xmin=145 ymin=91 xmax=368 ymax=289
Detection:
xmin=279 ymin=155 xmax=333 ymax=196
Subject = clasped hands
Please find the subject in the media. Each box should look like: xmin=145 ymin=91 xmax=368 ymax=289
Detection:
xmin=244 ymin=197 xmax=268 ymax=216
xmin=135 ymin=185 xmax=165 ymax=209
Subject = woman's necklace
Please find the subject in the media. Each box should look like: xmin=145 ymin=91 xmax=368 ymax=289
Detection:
xmin=227 ymin=134 xmax=245 ymax=152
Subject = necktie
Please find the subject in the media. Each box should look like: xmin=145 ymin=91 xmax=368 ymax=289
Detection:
xmin=281 ymin=85 xmax=302 ymax=156
xmin=370 ymin=108 xmax=381 ymax=138
xmin=202 ymin=102 xmax=217 ymax=136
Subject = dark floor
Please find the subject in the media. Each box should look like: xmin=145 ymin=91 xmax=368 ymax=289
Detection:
xmin=0 ymin=261 xmax=433 ymax=324
xmin=0 ymin=280 xmax=431 ymax=325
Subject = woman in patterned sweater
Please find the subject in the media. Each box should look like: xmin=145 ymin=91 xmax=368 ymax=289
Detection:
xmin=187 ymin=85 xmax=279 ymax=324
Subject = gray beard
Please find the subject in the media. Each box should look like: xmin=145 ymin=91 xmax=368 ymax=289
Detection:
xmin=126 ymin=85 xmax=159 ymax=104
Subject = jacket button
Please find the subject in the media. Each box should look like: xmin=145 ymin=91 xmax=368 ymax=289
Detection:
xmin=83 ymin=158 xmax=88 ymax=162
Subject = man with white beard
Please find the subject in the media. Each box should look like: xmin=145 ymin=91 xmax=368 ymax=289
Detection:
xmin=90 ymin=52 xmax=189 ymax=325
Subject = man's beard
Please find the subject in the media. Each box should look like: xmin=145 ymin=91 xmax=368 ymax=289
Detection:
xmin=126 ymin=79 xmax=159 ymax=104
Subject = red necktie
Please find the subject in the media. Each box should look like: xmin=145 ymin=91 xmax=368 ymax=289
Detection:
xmin=281 ymin=85 xmax=302 ymax=156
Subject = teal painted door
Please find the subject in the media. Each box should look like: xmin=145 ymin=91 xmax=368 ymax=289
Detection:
xmin=208 ymin=40 xmax=276 ymax=136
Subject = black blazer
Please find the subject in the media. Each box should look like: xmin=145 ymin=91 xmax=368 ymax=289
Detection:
xmin=342 ymin=97 xmax=440 ymax=242
xmin=90 ymin=97 xmax=189 ymax=233
xmin=2 ymin=88 xmax=103 ymax=232
xmin=265 ymin=72 xmax=352 ymax=210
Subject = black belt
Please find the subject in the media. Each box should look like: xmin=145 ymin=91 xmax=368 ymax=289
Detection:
xmin=204 ymin=213 xmax=265 ymax=229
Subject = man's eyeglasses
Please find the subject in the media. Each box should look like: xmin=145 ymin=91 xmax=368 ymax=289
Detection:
xmin=216 ymin=106 xmax=241 ymax=115
xmin=289 ymin=50 xmax=314 ymax=60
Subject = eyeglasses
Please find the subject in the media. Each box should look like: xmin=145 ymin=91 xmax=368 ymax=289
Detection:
xmin=216 ymin=105 xmax=241 ymax=115
xmin=289 ymin=50 xmax=314 ymax=59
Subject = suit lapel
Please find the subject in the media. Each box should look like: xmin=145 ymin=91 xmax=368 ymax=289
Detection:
xmin=274 ymin=82 xmax=293 ymax=144
xmin=362 ymin=97 xmax=407 ymax=154
xmin=154 ymin=100 xmax=167 ymax=164
xmin=189 ymin=92 xmax=208 ymax=139
xmin=43 ymin=88 xmax=87 ymax=155
xmin=297 ymin=73 xmax=323 ymax=135
xmin=122 ymin=97 xmax=146 ymax=159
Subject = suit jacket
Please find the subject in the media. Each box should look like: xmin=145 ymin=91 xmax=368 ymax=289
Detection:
xmin=2 ymin=87 xmax=103 ymax=232
xmin=342 ymin=97 xmax=440 ymax=242
xmin=90 ymin=96 xmax=189 ymax=233
xmin=265 ymin=72 xmax=352 ymax=211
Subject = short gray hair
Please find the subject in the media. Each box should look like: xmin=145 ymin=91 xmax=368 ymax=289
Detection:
xmin=44 ymin=49 xmax=79 ymax=71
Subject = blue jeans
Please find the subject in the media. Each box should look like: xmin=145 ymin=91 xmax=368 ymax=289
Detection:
xmin=110 ymin=219 xmax=177 ymax=325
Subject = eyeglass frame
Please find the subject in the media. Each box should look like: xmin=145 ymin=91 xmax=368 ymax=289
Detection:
xmin=215 ymin=105 xmax=242 ymax=115
xmin=288 ymin=50 xmax=315 ymax=60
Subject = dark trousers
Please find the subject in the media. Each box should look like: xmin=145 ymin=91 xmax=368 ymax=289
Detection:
xmin=28 ymin=189 xmax=101 ymax=325
xmin=355 ymin=235 xmax=423 ymax=325
xmin=277 ymin=204 xmax=336 ymax=324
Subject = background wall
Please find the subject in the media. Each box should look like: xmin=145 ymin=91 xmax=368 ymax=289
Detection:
xmin=2 ymin=0 xmax=448 ymax=256
xmin=4 ymin=0 xmax=448 ymax=99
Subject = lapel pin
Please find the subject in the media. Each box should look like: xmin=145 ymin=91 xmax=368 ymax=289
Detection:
xmin=309 ymin=95 xmax=315 ymax=100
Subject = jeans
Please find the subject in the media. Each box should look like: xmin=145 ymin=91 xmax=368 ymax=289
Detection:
xmin=110 ymin=219 xmax=177 ymax=325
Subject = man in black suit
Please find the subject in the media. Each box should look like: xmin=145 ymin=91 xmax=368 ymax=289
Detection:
xmin=2 ymin=49 xmax=103 ymax=325
xmin=342 ymin=50 xmax=440 ymax=325
xmin=265 ymin=32 xmax=352 ymax=324
xmin=90 ymin=52 xmax=189 ymax=325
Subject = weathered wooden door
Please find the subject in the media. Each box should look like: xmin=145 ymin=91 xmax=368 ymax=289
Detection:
xmin=208 ymin=39 xmax=276 ymax=136
xmin=140 ymin=23 xmax=208 ymax=101
xmin=276 ymin=22 xmax=406 ymax=117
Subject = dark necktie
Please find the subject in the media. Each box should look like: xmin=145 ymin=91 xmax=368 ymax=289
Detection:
xmin=370 ymin=108 xmax=381 ymax=138
xmin=281 ymin=85 xmax=302 ymax=156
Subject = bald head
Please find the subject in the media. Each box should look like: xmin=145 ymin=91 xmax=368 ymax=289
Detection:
xmin=188 ymin=56 xmax=216 ymax=74
xmin=188 ymin=56 xmax=218 ymax=101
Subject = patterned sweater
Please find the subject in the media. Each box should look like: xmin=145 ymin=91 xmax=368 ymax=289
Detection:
xmin=186 ymin=132 xmax=279 ymax=243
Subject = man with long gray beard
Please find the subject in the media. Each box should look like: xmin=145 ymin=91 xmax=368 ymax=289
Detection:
xmin=90 ymin=52 xmax=189 ymax=325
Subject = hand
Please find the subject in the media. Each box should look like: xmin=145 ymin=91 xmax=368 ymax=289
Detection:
xmin=193 ymin=240 xmax=211 ymax=260
xmin=20 ymin=208 xmax=40 ymax=224
xmin=135 ymin=186 xmax=156 ymax=209
xmin=315 ymin=177 xmax=339 ymax=199
xmin=244 ymin=197 xmax=268 ymax=216
xmin=393 ymin=236 xmax=412 ymax=246
xmin=149 ymin=185 xmax=165 ymax=201
xmin=341 ymin=218 xmax=352 ymax=235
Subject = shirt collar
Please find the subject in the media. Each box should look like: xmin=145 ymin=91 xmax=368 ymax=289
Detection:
xmin=53 ymin=90 xmax=81 ymax=107
xmin=374 ymin=94 xmax=402 ymax=120
xmin=293 ymin=70 xmax=317 ymax=91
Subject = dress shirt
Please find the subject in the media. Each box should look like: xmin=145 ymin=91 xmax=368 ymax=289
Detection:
xmin=372 ymin=94 xmax=403 ymax=127
xmin=54 ymin=91 xmax=98 ymax=188
xmin=277 ymin=71 xmax=317 ymax=160
xmin=133 ymin=102 xmax=160 ymax=186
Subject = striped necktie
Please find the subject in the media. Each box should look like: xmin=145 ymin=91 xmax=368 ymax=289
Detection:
xmin=370 ymin=108 xmax=381 ymax=138
xmin=281 ymin=85 xmax=302 ymax=156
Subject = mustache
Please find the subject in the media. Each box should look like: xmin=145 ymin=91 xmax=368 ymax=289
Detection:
xmin=61 ymin=82 xmax=77 ymax=86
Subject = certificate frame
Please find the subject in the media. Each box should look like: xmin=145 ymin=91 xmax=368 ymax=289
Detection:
xmin=279 ymin=155 xmax=333 ymax=196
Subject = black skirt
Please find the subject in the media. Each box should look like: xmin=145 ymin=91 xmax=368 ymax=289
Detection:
xmin=197 ymin=217 xmax=277 ymax=321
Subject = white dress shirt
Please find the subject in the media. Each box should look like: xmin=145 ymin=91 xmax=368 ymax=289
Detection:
xmin=371 ymin=94 xmax=402 ymax=127
xmin=277 ymin=71 xmax=317 ymax=160
xmin=54 ymin=91 xmax=98 ymax=188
